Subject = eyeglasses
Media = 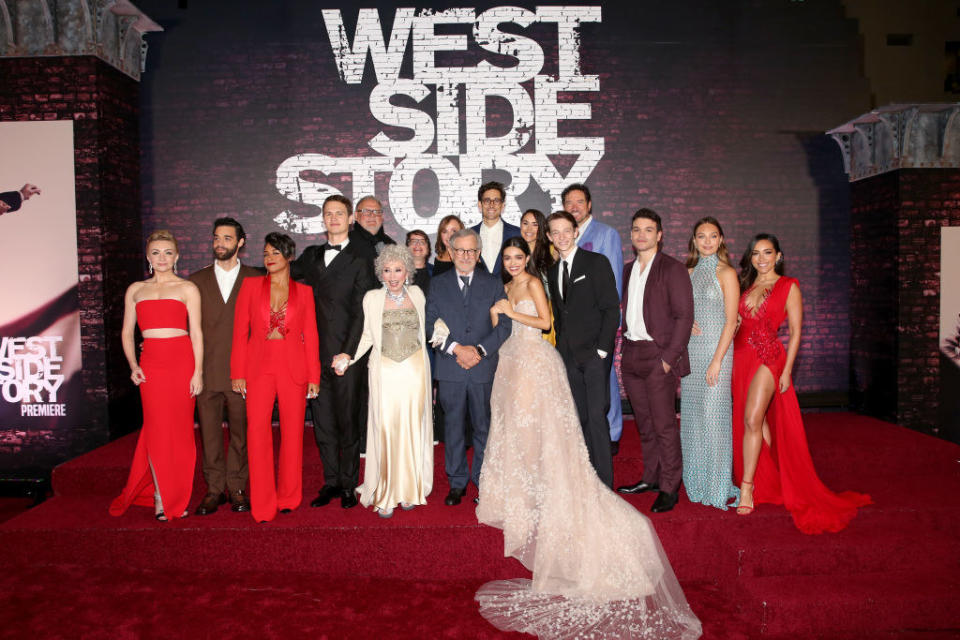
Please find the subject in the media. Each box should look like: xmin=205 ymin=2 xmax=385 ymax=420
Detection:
xmin=358 ymin=208 xmax=383 ymax=216
xmin=481 ymin=198 xmax=503 ymax=206
xmin=452 ymin=248 xmax=480 ymax=256
xmin=407 ymin=239 xmax=428 ymax=246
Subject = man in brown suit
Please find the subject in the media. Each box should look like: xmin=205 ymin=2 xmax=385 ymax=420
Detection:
xmin=189 ymin=217 xmax=261 ymax=514
xmin=616 ymin=208 xmax=694 ymax=513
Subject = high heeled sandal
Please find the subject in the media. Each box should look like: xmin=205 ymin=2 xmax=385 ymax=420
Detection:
xmin=737 ymin=480 xmax=755 ymax=516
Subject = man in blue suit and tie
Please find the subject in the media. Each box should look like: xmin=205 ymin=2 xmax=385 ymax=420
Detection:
xmin=471 ymin=181 xmax=521 ymax=276
xmin=426 ymin=228 xmax=512 ymax=505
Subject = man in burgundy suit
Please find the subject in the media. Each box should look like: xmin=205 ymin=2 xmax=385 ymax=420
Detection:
xmin=616 ymin=208 xmax=694 ymax=513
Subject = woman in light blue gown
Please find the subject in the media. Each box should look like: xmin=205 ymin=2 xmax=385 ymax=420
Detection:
xmin=680 ymin=217 xmax=740 ymax=510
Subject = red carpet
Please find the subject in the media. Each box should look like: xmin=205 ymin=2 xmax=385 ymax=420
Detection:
xmin=1 ymin=412 xmax=958 ymax=639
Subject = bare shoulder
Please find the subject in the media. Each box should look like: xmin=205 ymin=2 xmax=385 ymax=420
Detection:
xmin=125 ymin=280 xmax=146 ymax=300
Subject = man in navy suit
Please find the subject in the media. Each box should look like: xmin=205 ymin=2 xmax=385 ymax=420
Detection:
xmin=426 ymin=228 xmax=512 ymax=505
xmin=471 ymin=181 xmax=520 ymax=276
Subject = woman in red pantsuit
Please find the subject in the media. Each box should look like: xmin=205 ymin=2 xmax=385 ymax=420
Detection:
xmin=231 ymin=233 xmax=320 ymax=523
xmin=110 ymin=230 xmax=203 ymax=521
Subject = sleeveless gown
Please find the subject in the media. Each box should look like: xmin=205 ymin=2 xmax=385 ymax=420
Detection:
xmin=732 ymin=277 xmax=871 ymax=534
xmin=476 ymin=300 xmax=701 ymax=640
xmin=109 ymin=299 xmax=197 ymax=519
xmin=680 ymin=254 xmax=739 ymax=510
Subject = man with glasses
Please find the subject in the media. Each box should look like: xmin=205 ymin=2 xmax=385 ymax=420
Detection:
xmin=425 ymin=228 xmax=512 ymax=505
xmin=471 ymin=181 xmax=520 ymax=276
xmin=350 ymin=195 xmax=396 ymax=257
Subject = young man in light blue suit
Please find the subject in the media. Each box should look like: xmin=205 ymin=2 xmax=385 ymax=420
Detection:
xmin=471 ymin=181 xmax=521 ymax=276
xmin=563 ymin=184 xmax=625 ymax=452
xmin=425 ymin=228 xmax=512 ymax=505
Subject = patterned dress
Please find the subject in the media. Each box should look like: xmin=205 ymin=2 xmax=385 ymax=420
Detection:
xmin=679 ymin=253 xmax=739 ymax=510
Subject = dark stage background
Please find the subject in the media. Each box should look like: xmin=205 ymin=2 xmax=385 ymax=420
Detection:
xmin=137 ymin=0 xmax=870 ymax=393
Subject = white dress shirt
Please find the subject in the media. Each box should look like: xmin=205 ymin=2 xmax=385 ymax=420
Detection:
xmin=479 ymin=219 xmax=504 ymax=273
xmin=576 ymin=215 xmax=593 ymax=242
xmin=214 ymin=260 xmax=241 ymax=303
xmin=325 ymin=237 xmax=349 ymax=266
xmin=624 ymin=258 xmax=654 ymax=341
xmin=556 ymin=246 xmax=578 ymax=300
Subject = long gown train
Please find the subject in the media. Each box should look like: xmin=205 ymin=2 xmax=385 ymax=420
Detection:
xmin=732 ymin=277 xmax=871 ymax=534
xmin=476 ymin=300 xmax=701 ymax=639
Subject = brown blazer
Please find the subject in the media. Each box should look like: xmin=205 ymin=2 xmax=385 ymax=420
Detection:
xmin=189 ymin=263 xmax=261 ymax=392
xmin=620 ymin=252 xmax=695 ymax=377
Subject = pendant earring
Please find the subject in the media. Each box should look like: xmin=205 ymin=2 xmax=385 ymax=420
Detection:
xmin=174 ymin=261 xmax=178 ymax=274
xmin=148 ymin=262 xmax=153 ymax=274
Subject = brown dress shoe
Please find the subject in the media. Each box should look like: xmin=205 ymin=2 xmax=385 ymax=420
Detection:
xmin=229 ymin=489 xmax=251 ymax=513
xmin=195 ymin=492 xmax=226 ymax=516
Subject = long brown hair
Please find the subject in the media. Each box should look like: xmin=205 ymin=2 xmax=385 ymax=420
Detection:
xmin=434 ymin=214 xmax=464 ymax=260
xmin=685 ymin=217 xmax=731 ymax=269
xmin=739 ymin=233 xmax=785 ymax=290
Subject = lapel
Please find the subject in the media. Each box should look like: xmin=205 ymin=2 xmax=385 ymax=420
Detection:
xmin=550 ymin=258 xmax=565 ymax=309
xmin=369 ymin=288 xmax=386 ymax=349
xmin=196 ymin=267 xmax=228 ymax=326
xmin=641 ymin=252 xmax=663 ymax=328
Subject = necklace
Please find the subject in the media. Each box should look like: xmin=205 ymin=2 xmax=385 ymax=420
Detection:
xmin=386 ymin=287 xmax=406 ymax=305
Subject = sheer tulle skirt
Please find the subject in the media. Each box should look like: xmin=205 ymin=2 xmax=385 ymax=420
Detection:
xmin=477 ymin=307 xmax=701 ymax=639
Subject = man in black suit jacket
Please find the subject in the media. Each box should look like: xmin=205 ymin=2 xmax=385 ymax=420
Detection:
xmin=546 ymin=211 xmax=620 ymax=488
xmin=293 ymin=194 xmax=376 ymax=509
xmin=349 ymin=195 xmax=396 ymax=256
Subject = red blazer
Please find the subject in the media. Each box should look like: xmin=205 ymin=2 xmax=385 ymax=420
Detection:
xmin=620 ymin=252 xmax=695 ymax=377
xmin=231 ymin=276 xmax=321 ymax=385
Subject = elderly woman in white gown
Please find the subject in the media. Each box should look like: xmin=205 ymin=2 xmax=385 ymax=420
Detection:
xmin=333 ymin=245 xmax=433 ymax=518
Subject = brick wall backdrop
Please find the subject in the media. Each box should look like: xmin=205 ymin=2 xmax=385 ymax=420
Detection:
xmin=851 ymin=168 xmax=960 ymax=436
xmin=0 ymin=56 xmax=143 ymax=470
xmin=137 ymin=0 xmax=870 ymax=395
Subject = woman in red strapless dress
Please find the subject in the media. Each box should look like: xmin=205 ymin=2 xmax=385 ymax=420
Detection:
xmin=732 ymin=234 xmax=870 ymax=534
xmin=110 ymin=230 xmax=203 ymax=521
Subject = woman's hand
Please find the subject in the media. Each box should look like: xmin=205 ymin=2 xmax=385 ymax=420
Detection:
xmin=190 ymin=372 xmax=203 ymax=397
xmin=705 ymin=361 xmax=721 ymax=387
xmin=231 ymin=378 xmax=247 ymax=399
xmin=491 ymin=298 xmax=513 ymax=316
xmin=306 ymin=382 xmax=320 ymax=399
xmin=332 ymin=353 xmax=350 ymax=375
xmin=778 ymin=371 xmax=791 ymax=394
xmin=690 ymin=321 xmax=702 ymax=336
xmin=130 ymin=366 xmax=146 ymax=385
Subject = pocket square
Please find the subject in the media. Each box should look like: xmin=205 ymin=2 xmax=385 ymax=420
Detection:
xmin=574 ymin=275 xmax=586 ymax=283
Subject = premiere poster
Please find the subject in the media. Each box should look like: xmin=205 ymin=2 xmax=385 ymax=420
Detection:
xmin=939 ymin=226 xmax=960 ymax=444
xmin=0 ymin=120 xmax=84 ymax=471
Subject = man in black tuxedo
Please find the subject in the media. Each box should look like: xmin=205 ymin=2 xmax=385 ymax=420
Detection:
xmin=293 ymin=194 xmax=376 ymax=509
xmin=546 ymin=211 xmax=620 ymax=488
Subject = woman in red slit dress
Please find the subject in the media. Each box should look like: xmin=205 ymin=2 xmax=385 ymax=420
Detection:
xmin=732 ymin=234 xmax=871 ymax=534
xmin=231 ymin=233 xmax=320 ymax=523
xmin=110 ymin=230 xmax=203 ymax=521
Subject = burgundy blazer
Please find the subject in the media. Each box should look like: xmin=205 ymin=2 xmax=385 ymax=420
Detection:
xmin=231 ymin=276 xmax=321 ymax=386
xmin=620 ymin=252 xmax=695 ymax=377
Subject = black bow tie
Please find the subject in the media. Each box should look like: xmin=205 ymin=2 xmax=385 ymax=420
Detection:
xmin=327 ymin=244 xmax=342 ymax=251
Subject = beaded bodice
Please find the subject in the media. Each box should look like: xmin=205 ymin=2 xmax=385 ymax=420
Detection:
xmin=382 ymin=308 xmax=420 ymax=362
xmin=690 ymin=254 xmax=724 ymax=341
xmin=510 ymin=300 xmax=543 ymax=341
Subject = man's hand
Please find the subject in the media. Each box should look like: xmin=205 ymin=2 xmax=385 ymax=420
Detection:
xmin=19 ymin=184 xmax=40 ymax=200
xmin=454 ymin=344 xmax=481 ymax=369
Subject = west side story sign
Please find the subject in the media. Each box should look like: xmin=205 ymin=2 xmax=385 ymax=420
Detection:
xmin=275 ymin=6 xmax=603 ymax=233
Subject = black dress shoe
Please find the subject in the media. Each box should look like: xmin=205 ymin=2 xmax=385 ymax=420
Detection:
xmin=340 ymin=488 xmax=358 ymax=509
xmin=229 ymin=489 xmax=250 ymax=513
xmin=444 ymin=488 xmax=466 ymax=506
xmin=310 ymin=485 xmax=341 ymax=507
xmin=617 ymin=480 xmax=659 ymax=494
xmin=195 ymin=492 xmax=226 ymax=516
xmin=610 ymin=440 xmax=620 ymax=457
xmin=650 ymin=491 xmax=679 ymax=513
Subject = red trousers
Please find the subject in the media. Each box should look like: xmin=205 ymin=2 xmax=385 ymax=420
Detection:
xmin=245 ymin=341 xmax=306 ymax=522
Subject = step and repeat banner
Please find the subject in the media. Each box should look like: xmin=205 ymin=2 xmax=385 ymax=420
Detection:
xmin=0 ymin=121 xmax=84 ymax=474
xmin=138 ymin=0 xmax=865 ymax=394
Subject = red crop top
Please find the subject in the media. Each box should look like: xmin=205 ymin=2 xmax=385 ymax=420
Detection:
xmin=136 ymin=299 xmax=188 ymax=331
